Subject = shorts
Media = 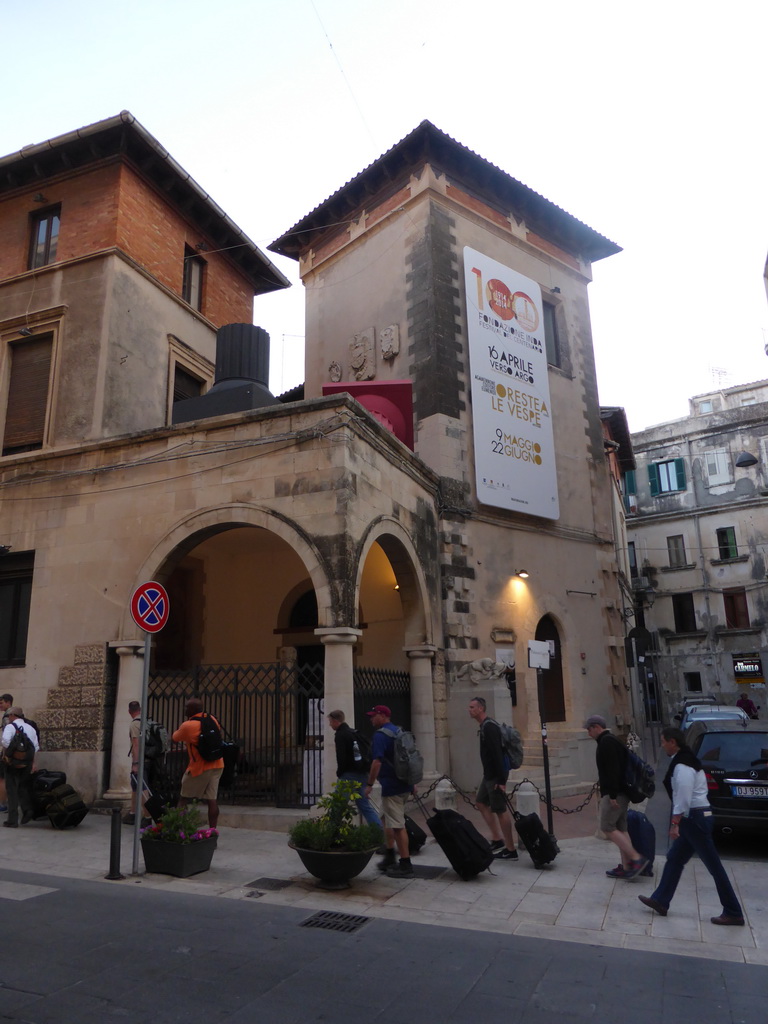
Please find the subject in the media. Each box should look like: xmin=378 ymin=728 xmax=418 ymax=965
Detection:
xmin=381 ymin=792 xmax=409 ymax=830
xmin=476 ymin=777 xmax=508 ymax=814
xmin=599 ymin=792 xmax=629 ymax=833
xmin=180 ymin=768 xmax=223 ymax=801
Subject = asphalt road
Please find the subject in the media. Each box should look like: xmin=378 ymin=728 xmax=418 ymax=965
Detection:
xmin=0 ymin=866 xmax=765 ymax=1024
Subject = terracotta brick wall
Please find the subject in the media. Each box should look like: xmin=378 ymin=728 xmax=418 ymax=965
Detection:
xmin=0 ymin=161 xmax=255 ymax=328
xmin=115 ymin=165 xmax=255 ymax=327
xmin=0 ymin=164 xmax=120 ymax=279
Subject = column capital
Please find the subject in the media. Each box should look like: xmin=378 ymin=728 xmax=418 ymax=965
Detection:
xmin=314 ymin=627 xmax=362 ymax=646
xmin=404 ymin=644 xmax=438 ymax=660
xmin=109 ymin=641 xmax=145 ymax=658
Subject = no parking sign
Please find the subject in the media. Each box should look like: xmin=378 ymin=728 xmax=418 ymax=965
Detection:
xmin=130 ymin=581 xmax=170 ymax=633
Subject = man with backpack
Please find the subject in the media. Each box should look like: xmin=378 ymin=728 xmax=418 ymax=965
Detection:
xmin=468 ymin=697 xmax=518 ymax=860
xmin=327 ymin=709 xmax=382 ymax=828
xmin=364 ymin=705 xmax=417 ymax=878
xmin=1 ymin=706 xmax=39 ymax=827
xmin=584 ymin=714 xmax=648 ymax=879
xmin=172 ymin=697 xmax=225 ymax=828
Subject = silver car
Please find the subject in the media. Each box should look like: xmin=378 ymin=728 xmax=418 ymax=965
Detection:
xmin=678 ymin=704 xmax=750 ymax=732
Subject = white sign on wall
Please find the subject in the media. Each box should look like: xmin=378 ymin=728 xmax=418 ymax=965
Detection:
xmin=464 ymin=247 xmax=559 ymax=519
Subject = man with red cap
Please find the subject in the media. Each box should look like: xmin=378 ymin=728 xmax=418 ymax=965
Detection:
xmin=364 ymin=705 xmax=414 ymax=878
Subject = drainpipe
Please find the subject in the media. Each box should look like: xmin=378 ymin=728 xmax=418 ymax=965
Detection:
xmin=687 ymin=437 xmax=718 ymax=691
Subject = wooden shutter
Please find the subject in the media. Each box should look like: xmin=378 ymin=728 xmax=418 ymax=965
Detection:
xmin=648 ymin=463 xmax=660 ymax=496
xmin=2 ymin=336 xmax=53 ymax=455
xmin=674 ymin=457 xmax=686 ymax=490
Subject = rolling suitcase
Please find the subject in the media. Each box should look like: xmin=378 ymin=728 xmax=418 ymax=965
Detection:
xmin=510 ymin=802 xmax=559 ymax=869
xmin=416 ymin=798 xmax=494 ymax=880
xmin=31 ymin=770 xmax=68 ymax=820
xmin=45 ymin=783 xmax=89 ymax=829
xmin=405 ymin=814 xmax=427 ymax=856
xmin=627 ymin=808 xmax=655 ymax=877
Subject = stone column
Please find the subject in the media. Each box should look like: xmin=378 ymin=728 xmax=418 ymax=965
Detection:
xmin=102 ymin=641 xmax=144 ymax=801
xmin=315 ymin=627 xmax=361 ymax=792
xmin=406 ymin=644 xmax=438 ymax=776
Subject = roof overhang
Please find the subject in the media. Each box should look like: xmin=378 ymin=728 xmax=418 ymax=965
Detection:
xmin=269 ymin=120 xmax=621 ymax=265
xmin=0 ymin=111 xmax=290 ymax=296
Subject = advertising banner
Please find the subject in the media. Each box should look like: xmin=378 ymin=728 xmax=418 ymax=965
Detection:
xmin=464 ymin=247 xmax=559 ymax=519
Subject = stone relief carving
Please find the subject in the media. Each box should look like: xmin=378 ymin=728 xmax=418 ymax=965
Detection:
xmin=328 ymin=360 xmax=342 ymax=382
xmin=350 ymin=328 xmax=376 ymax=380
xmin=380 ymin=324 xmax=400 ymax=362
xmin=456 ymin=657 xmax=508 ymax=685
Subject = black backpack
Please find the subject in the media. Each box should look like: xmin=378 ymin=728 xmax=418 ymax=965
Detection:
xmin=351 ymin=730 xmax=372 ymax=772
xmin=624 ymin=749 xmax=656 ymax=803
xmin=4 ymin=723 xmax=35 ymax=769
xmin=195 ymin=713 xmax=223 ymax=761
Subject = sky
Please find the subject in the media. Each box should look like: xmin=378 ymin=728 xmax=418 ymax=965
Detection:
xmin=2 ymin=0 xmax=767 ymax=432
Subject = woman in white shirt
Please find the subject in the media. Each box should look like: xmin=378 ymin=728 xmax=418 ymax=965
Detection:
xmin=637 ymin=726 xmax=744 ymax=926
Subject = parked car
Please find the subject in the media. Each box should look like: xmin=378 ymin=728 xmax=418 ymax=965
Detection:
xmin=685 ymin=720 xmax=768 ymax=834
xmin=677 ymin=704 xmax=749 ymax=732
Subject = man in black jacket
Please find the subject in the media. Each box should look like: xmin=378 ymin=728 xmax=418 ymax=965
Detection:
xmin=327 ymin=710 xmax=382 ymax=827
xmin=469 ymin=697 xmax=517 ymax=860
xmin=585 ymin=714 xmax=647 ymax=879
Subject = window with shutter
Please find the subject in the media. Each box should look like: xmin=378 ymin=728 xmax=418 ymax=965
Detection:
xmin=649 ymin=458 xmax=687 ymax=495
xmin=723 ymin=588 xmax=749 ymax=629
xmin=2 ymin=336 xmax=53 ymax=456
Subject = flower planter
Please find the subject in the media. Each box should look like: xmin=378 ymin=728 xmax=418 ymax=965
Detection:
xmin=141 ymin=836 xmax=217 ymax=878
xmin=289 ymin=842 xmax=378 ymax=890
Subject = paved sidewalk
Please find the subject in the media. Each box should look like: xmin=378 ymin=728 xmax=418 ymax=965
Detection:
xmin=1 ymin=809 xmax=764 ymax=966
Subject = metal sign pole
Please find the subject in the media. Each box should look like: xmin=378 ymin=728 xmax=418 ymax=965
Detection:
xmin=536 ymin=666 xmax=554 ymax=834
xmin=131 ymin=631 xmax=151 ymax=875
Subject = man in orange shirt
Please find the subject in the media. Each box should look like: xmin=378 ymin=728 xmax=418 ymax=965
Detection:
xmin=172 ymin=697 xmax=224 ymax=828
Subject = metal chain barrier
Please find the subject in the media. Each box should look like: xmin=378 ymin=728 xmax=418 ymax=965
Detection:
xmin=411 ymin=774 xmax=598 ymax=815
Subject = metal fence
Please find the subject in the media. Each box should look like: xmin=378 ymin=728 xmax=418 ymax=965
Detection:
xmin=148 ymin=662 xmax=411 ymax=808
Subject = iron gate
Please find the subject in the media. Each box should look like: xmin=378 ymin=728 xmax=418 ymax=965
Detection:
xmin=148 ymin=663 xmax=411 ymax=808
xmin=148 ymin=662 xmax=324 ymax=807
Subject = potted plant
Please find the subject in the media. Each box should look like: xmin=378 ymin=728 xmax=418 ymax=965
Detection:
xmin=288 ymin=779 xmax=383 ymax=889
xmin=140 ymin=804 xmax=218 ymax=878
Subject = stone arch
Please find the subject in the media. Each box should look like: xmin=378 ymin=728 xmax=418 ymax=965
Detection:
xmin=355 ymin=517 xmax=434 ymax=649
xmin=535 ymin=613 xmax=566 ymax=722
xmin=119 ymin=503 xmax=332 ymax=639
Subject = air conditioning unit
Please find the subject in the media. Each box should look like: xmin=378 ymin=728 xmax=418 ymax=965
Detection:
xmin=631 ymin=576 xmax=650 ymax=590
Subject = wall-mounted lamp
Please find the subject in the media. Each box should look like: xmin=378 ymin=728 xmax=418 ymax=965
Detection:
xmin=515 ymin=569 xmax=530 ymax=579
xmin=735 ymin=451 xmax=758 ymax=468
xmin=33 ymin=193 xmax=48 ymax=204
xmin=0 ymin=545 xmax=11 ymax=556
xmin=18 ymin=327 xmax=33 ymax=337
xmin=393 ymin=583 xmax=400 ymax=591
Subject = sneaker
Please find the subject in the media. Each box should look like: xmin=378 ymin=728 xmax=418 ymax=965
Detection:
xmin=2 ymin=821 xmax=18 ymax=828
xmin=377 ymin=852 xmax=396 ymax=872
xmin=489 ymin=839 xmax=505 ymax=852
xmin=493 ymin=848 xmax=519 ymax=860
xmin=385 ymin=860 xmax=415 ymax=879
xmin=0 ymin=805 xmax=7 ymax=812
xmin=606 ymin=864 xmax=628 ymax=878
xmin=625 ymin=857 xmax=649 ymax=880
xmin=123 ymin=814 xmax=136 ymax=826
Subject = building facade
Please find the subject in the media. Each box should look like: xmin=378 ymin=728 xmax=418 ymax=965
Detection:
xmin=1 ymin=114 xmax=629 ymax=806
xmin=626 ymin=380 xmax=768 ymax=718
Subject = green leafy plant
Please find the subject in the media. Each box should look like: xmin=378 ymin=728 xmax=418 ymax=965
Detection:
xmin=140 ymin=804 xmax=218 ymax=844
xmin=288 ymin=779 xmax=383 ymax=852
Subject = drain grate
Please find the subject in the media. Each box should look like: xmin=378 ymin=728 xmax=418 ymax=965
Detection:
xmin=300 ymin=910 xmax=371 ymax=933
xmin=245 ymin=878 xmax=293 ymax=891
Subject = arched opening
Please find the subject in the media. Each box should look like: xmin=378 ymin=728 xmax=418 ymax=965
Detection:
xmin=535 ymin=615 xmax=566 ymax=722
